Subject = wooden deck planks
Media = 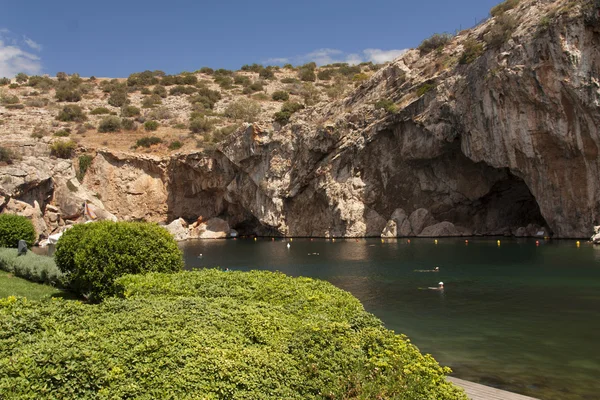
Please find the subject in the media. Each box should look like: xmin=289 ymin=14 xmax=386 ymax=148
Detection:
xmin=448 ymin=377 xmax=541 ymax=400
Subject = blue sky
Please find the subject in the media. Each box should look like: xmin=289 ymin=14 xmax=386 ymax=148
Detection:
xmin=1 ymin=0 xmax=500 ymax=78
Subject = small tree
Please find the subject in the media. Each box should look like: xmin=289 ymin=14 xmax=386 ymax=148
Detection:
xmin=15 ymin=73 xmax=28 ymax=83
xmin=50 ymin=140 xmax=76 ymax=158
xmin=224 ymin=98 xmax=261 ymax=122
xmin=271 ymin=91 xmax=289 ymax=101
xmin=56 ymin=72 xmax=68 ymax=81
xmin=121 ymin=105 xmax=140 ymax=117
xmin=418 ymin=33 xmax=453 ymax=55
xmin=0 ymin=214 xmax=36 ymax=248
xmin=98 ymin=116 xmax=122 ymax=133
xmin=189 ymin=117 xmax=214 ymax=134
xmin=56 ymin=105 xmax=87 ymax=122
xmin=144 ymin=120 xmax=159 ymax=131
xmin=108 ymin=90 xmax=129 ymax=107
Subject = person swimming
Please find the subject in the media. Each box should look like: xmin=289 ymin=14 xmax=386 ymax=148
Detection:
xmin=414 ymin=266 xmax=440 ymax=272
xmin=428 ymin=282 xmax=444 ymax=290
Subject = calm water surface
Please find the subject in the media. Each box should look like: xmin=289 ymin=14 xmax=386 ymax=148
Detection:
xmin=181 ymin=238 xmax=600 ymax=400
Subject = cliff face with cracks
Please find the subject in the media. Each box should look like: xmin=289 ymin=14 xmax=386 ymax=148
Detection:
xmin=2 ymin=0 xmax=599 ymax=239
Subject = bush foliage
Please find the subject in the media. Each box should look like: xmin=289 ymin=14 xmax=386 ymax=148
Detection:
xmin=136 ymin=136 xmax=163 ymax=148
xmin=144 ymin=120 xmax=159 ymax=131
xmin=0 ymin=270 xmax=466 ymax=399
xmin=491 ymin=0 xmax=520 ymax=17
xmin=0 ymin=214 xmax=36 ymax=248
xmin=56 ymin=104 xmax=87 ymax=122
xmin=50 ymin=140 xmax=76 ymax=158
xmin=54 ymin=221 xmax=183 ymax=301
xmin=98 ymin=116 xmax=122 ymax=133
xmin=224 ymin=98 xmax=261 ymax=122
xmin=418 ymin=33 xmax=453 ymax=55
xmin=0 ymin=248 xmax=65 ymax=287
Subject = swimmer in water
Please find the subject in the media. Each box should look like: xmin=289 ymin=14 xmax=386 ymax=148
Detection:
xmin=428 ymin=282 xmax=444 ymax=290
xmin=414 ymin=266 xmax=440 ymax=272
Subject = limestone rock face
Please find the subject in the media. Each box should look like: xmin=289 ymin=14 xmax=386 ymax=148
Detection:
xmin=419 ymin=222 xmax=460 ymax=238
xmin=165 ymin=218 xmax=189 ymax=241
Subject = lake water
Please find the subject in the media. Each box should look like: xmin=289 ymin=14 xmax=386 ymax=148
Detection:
xmin=180 ymin=237 xmax=600 ymax=400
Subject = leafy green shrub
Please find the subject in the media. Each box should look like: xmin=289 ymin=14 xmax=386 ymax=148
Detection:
xmin=280 ymin=77 xmax=299 ymax=84
xmin=54 ymin=221 xmax=183 ymax=301
xmin=459 ymin=38 xmax=485 ymax=64
xmin=50 ymin=140 xmax=76 ymax=158
xmin=0 ymin=248 xmax=65 ymax=286
xmin=224 ymin=98 xmax=261 ymax=122
xmin=271 ymin=90 xmax=289 ymax=101
xmin=375 ymin=98 xmax=398 ymax=113
xmin=27 ymin=75 xmax=54 ymax=90
xmin=214 ymin=75 xmax=234 ymax=89
xmin=77 ymin=154 xmax=93 ymax=181
xmin=56 ymin=104 xmax=87 ymax=122
xmin=168 ymin=140 xmax=183 ymax=150
xmin=108 ymin=89 xmax=129 ymax=107
xmin=144 ymin=120 xmax=159 ymax=131
xmin=418 ymin=33 xmax=453 ymax=55
xmin=189 ymin=87 xmax=221 ymax=109
xmin=0 ymin=77 xmax=10 ymax=85
xmin=55 ymin=84 xmax=82 ymax=102
xmin=212 ymin=124 xmax=239 ymax=142
xmin=352 ymin=73 xmax=369 ymax=82
xmin=152 ymin=84 xmax=167 ymax=98
xmin=491 ymin=0 xmax=520 ymax=17
xmin=189 ymin=116 xmax=214 ymax=134
xmin=484 ymin=14 xmax=517 ymax=48
xmin=90 ymin=107 xmax=110 ymax=115
xmin=135 ymin=136 xmax=163 ymax=148
xmin=0 ymin=147 xmax=15 ymax=163
xmin=298 ymin=68 xmax=316 ymax=82
xmin=0 ymin=214 xmax=36 ymax=248
xmin=243 ymin=81 xmax=264 ymax=94
xmin=98 ymin=116 xmax=122 ymax=133
xmin=15 ymin=72 xmax=28 ymax=83
xmin=53 ymin=129 xmax=70 ymax=137
xmin=0 ymin=93 xmax=19 ymax=105
xmin=127 ymin=70 xmax=159 ymax=87
xmin=100 ymin=79 xmax=125 ymax=93
xmin=417 ymin=83 xmax=436 ymax=97
xmin=199 ymin=66 xmax=214 ymax=75
xmin=121 ymin=105 xmax=140 ymax=117
xmin=142 ymin=94 xmax=163 ymax=108
xmin=121 ymin=118 xmax=136 ymax=131
xmin=169 ymin=85 xmax=197 ymax=96
xmin=274 ymin=101 xmax=304 ymax=125
xmin=241 ymin=63 xmax=264 ymax=72
xmin=0 ymin=269 xmax=467 ymax=398
xmin=259 ymin=67 xmax=276 ymax=79
xmin=337 ymin=64 xmax=362 ymax=77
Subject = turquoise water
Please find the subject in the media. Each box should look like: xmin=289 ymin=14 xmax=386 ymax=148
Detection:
xmin=181 ymin=238 xmax=600 ymax=400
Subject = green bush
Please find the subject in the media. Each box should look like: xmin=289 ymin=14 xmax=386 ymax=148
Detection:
xmin=273 ymin=101 xmax=304 ymax=125
xmin=15 ymin=73 xmax=28 ymax=83
xmin=298 ymin=68 xmax=316 ymax=82
xmin=169 ymin=85 xmax=197 ymax=96
xmin=56 ymin=71 xmax=67 ymax=81
xmin=271 ymin=90 xmax=289 ymax=101
xmin=0 ymin=248 xmax=65 ymax=286
xmin=90 ymin=107 xmax=110 ymax=115
xmin=199 ymin=66 xmax=214 ymax=75
xmin=224 ymin=98 xmax=261 ymax=122
xmin=53 ymin=129 xmax=70 ymax=137
xmin=374 ymin=98 xmax=398 ymax=113
xmin=142 ymin=94 xmax=163 ymax=108
xmin=54 ymin=221 xmax=183 ymax=301
xmin=56 ymin=104 xmax=87 ymax=122
xmin=121 ymin=118 xmax=136 ymax=131
xmin=55 ymin=85 xmax=82 ymax=102
xmin=212 ymin=124 xmax=239 ymax=142
xmin=152 ymin=84 xmax=167 ymax=98
xmin=144 ymin=120 xmax=159 ymax=131
xmin=418 ymin=33 xmax=453 ymax=55
xmin=98 ymin=116 xmax=122 ymax=133
xmin=0 ymin=147 xmax=15 ymax=164
xmin=280 ymin=77 xmax=299 ymax=84
xmin=459 ymin=38 xmax=485 ymax=64
xmin=0 ymin=269 xmax=466 ymax=398
xmin=491 ymin=0 xmax=520 ymax=17
xmin=136 ymin=136 xmax=162 ymax=148
xmin=0 ymin=93 xmax=19 ymax=105
xmin=243 ymin=81 xmax=264 ymax=94
xmin=107 ymin=89 xmax=129 ymax=107
xmin=0 ymin=214 xmax=36 ymax=248
xmin=189 ymin=116 xmax=214 ymax=134
xmin=77 ymin=154 xmax=93 ymax=181
xmin=146 ymin=106 xmax=172 ymax=120
xmin=189 ymin=87 xmax=221 ymax=109
xmin=0 ymin=77 xmax=10 ymax=85
xmin=416 ymin=83 xmax=436 ymax=97
xmin=484 ymin=14 xmax=517 ymax=48
xmin=259 ymin=67 xmax=276 ymax=79
xmin=127 ymin=70 xmax=159 ymax=87
xmin=121 ymin=105 xmax=140 ymax=117
xmin=50 ymin=140 xmax=76 ymax=158
xmin=27 ymin=75 xmax=54 ymax=90
xmin=168 ymin=140 xmax=183 ymax=150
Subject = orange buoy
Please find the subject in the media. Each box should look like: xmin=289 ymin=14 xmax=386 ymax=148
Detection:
xmin=536 ymin=240 xmax=539 ymax=246
xmin=407 ymin=239 xmax=411 ymax=244
xmin=465 ymin=240 xmax=469 ymax=244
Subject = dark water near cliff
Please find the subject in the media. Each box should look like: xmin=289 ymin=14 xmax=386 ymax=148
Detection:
xmin=181 ymin=237 xmax=600 ymax=400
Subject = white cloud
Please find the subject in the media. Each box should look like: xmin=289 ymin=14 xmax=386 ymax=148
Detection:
xmin=0 ymin=30 xmax=43 ymax=78
xmin=265 ymin=47 xmax=407 ymax=67
xmin=24 ymin=36 xmax=42 ymax=51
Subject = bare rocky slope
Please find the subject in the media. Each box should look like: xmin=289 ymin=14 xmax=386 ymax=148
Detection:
xmin=1 ymin=0 xmax=599 ymax=240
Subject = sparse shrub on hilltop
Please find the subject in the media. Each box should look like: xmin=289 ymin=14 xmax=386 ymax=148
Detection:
xmin=0 ymin=77 xmax=10 ymax=86
xmin=352 ymin=73 xmax=369 ymax=83
xmin=56 ymin=71 xmax=67 ymax=81
xmin=234 ymin=74 xmax=251 ymax=86
xmin=55 ymin=83 xmax=82 ymax=102
xmin=50 ymin=140 xmax=76 ymax=158
xmin=54 ymin=221 xmax=183 ymax=301
xmin=271 ymin=90 xmax=289 ymax=101
xmin=189 ymin=87 xmax=221 ymax=109
xmin=108 ymin=89 xmax=129 ymax=107
xmin=15 ymin=73 xmax=28 ymax=83
xmin=491 ymin=0 xmax=520 ymax=17
xmin=142 ymin=94 xmax=163 ymax=108
xmin=241 ymin=64 xmax=264 ymax=73
xmin=100 ymin=79 xmax=125 ymax=93
xmin=144 ymin=120 xmax=159 ymax=131
xmin=242 ymin=81 xmax=264 ymax=94
xmin=127 ymin=70 xmax=160 ymax=87
xmin=0 ymin=92 xmax=19 ymax=105
xmin=418 ymin=33 xmax=453 ymax=55
xmin=90 ymin=107 xmax=110 ymax=115
xmin=189 ymin=116 xmax=214 ymax=134
xmin=459 ymin=38 xmax=484 ymax=64
xmin=274 ymin=101 xmax=304 ymax=125
xmin=181 ymin=74 xmax=198 ymax=85
xmin=56 ymin=105 xmax=87 ymax=122
xmin=485 ymin=14 xmax=517 ymax=48
xmin=135 ymin=136 xmax=163 ymax=148
xmin=27 ymin=75 xmax=55 ymax=90
xmin=169 ymin=85 xmax=197 ymax=96
xmin=224 ymin=98 xmax=261 ymax=122
xmin=152 ymin=84 xmax=167 ymax=98
xmin=317 ymin=69 xmax=333 ymax=80
xmin=298 ymin=67 xmax=316 ymax=82
xmin=199 ymin=67 xmax=214 ymax=75
xmin=121 ymin=105 xmax=140 ymax=117
xmin=280 ymin=77 xmax=299 ymax=84
xmin=98 ymin=116 xmax=122 ymax=133
xmin=0 ymin=214 xmax=36 ymax=248
xmin=259 ymin=67 xmax=276 ymax=80
xmin=214 ymin=75 xmax=234 ymax=89
xmin=121 ymin=118 xmax=137 ymax=131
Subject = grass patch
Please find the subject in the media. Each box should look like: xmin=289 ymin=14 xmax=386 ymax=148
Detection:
xmin=0 ymin=270 xmax=61 ymax=300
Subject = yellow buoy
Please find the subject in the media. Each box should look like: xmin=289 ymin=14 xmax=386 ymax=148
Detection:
xmin=576 ymin=241 xmax=581 ymax=247
xmin=497 ymin=240 xmax=501 ymax=246
xmin=332 ymin=238 xmax=335 ymax=242
xmin=290 ymin=238 xmax=293 ymax=242
xmin=434 ymin=239 xmax=438 ymax=245
xmin=381 ymin=239 xmax=384 ymax=243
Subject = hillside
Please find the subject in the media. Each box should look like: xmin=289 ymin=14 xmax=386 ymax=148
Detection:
xmin=1 ymin=0 xmax=599 ymax=240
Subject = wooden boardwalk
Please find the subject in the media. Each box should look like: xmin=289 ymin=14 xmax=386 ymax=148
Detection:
xmin=448 ymin=377 xmax=540 ymax=400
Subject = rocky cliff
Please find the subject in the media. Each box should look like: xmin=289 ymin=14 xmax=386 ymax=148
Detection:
xmin=2 ymin=0 xmax=599 ymax=239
